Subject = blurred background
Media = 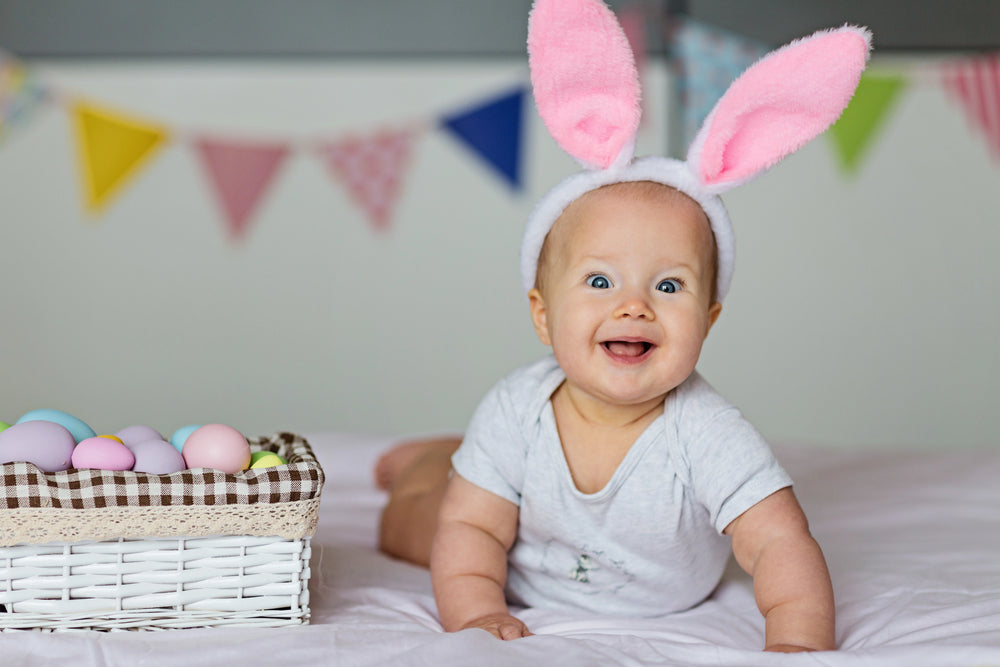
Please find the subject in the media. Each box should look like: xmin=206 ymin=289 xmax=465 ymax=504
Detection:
xmin=1 ymin=1 xmax=997 ymax=448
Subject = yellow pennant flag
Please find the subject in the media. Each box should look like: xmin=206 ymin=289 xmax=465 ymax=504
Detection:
xmin=71 ymin=100 xmax=168 ymax=213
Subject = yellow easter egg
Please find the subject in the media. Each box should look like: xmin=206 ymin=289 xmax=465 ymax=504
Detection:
xmin=249 ymin=452 xmax=286 ymax=469
xmin=98 ymin=434 xmax=125 ymax=444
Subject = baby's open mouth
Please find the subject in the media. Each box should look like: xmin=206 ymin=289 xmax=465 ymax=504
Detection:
xmin=602 ymin=341 xmax=653 ymax=357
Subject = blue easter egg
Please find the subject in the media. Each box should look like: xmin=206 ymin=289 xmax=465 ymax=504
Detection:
xmin=170 ymin=424 xmax=202 ymax=453
xmin=16 ymin=409 xmax=96 ymax=444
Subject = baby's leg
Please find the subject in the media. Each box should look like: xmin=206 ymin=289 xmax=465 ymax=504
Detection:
xmin=376 ymin=437 xmax=461 ymax=567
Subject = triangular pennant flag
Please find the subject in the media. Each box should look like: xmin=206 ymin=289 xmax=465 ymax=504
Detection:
xmin=441 ymin=87 xmax=525 ymax=191
xmin=194 ymin=137 xmax=290 ymax=241
xmin=942 ymin=54 xmax=1000 ymax=161
xmin=829 ymin=73 xmax=906 ymax=173
xmin=0 ymin=51 xmax=49 ymax=144
xmin=670 ymin=18 xmax=770 ymax=148
xmin=319 ymin=126 xmax=419 ymax=232
xmin=71 ymin=100 xmax=168 ymax=213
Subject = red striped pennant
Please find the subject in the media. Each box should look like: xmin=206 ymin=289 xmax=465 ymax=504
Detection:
xmin=942 ymin=54 xmax=1000 ymax=161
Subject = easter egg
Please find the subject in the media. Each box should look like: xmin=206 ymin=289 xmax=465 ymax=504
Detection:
xmin=249 ymin=451 xmax=286 ymax=469
xmin=131 ymin=439 xmax=186 ymax=474
xmin=0 ymin=421 xmax=10 ymax=434
xmin=72 ymin=437 xmax=135 ymax=471
xmin=115 ymin=425 xmax=164 ymax=449
xmin=16 ymin=409 xmax=96 ymax=444
xmin=0 ymin=421 xmax=76 ymax=471
xmin=98 ymin=435 xmax=125 ymax=444
xmin=182 ymin=424 xmax=251 ymax=474
xmin=170 ymin=424 xmax=202 ymax=453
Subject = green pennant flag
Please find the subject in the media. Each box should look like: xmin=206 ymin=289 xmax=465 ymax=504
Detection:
xmin=829 ymin=73 xmax=906 ymax=173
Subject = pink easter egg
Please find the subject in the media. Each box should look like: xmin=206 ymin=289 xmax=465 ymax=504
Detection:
xmin=0 ymin=420 xmax=76 ymax=472
xmin=131 ymin=439 xmax=186 ymax=474
xmin=181 ymin=424 xmax=250 ymax=474
xmin=115 ymin=425 xmax=164 ymax=449
xmin=72 ymin=436 xmax=136 ymax=471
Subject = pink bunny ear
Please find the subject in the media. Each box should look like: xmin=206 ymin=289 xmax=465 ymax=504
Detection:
xmin=688 ymin=26 xmax=872 ymax=191
xmin=528 ymin=0 xmax=641 ymax=170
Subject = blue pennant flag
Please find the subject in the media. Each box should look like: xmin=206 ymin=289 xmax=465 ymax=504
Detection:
xmin=441 ymin=87 xmax=526 ymax=191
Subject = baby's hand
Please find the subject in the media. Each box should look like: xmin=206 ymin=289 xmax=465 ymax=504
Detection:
xmin=461 ymin=613 xmax=532 ymax=640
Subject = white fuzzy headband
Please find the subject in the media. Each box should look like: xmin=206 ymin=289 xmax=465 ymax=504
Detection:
xmin=521 ymin=0 xmax=872 ymax=301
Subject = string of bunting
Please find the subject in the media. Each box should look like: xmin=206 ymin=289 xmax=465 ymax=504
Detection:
xmin=3 ymin=14 xmax=1000 ymax=243
xmin=0 ymin=47 xmax=527 ymax=240
xmin=670 ymin=17 xmax=1000 ymax=172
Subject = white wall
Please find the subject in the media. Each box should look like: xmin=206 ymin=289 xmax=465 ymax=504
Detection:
xmin=1 ymin=57 xmax=997 ymax=449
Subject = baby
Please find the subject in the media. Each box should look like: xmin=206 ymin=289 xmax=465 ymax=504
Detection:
xmin=377 ymin=180 xmax=834 ymax=652
xmin=377 ymin=0 xmax=869 ymax=653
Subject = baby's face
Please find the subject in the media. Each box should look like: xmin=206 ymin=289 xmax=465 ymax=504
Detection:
xmin=529 ymin=183 xmax=722 ymax=408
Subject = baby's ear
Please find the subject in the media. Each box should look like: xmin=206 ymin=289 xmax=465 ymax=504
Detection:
xmin=527 ymin=288 xmax=553 ymax=346
xmin=706 ymin=302 xmax=723 ymax=335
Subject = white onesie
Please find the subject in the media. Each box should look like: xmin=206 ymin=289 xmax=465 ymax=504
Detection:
xmin=451 ymin=355 xmax=792 ymax=617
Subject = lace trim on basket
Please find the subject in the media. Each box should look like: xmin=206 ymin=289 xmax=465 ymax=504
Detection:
xmin=0 ymin=497 xmax=321 ymax=545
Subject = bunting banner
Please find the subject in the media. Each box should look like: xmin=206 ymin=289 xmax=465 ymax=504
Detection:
xmin=0 ymin=50 xmax=48 ymax=143
xmin=942 ymin=54 xmax=1000 ymax=161
xmin=0 ymin=47 xmax=529 ymax=238
xmin=319 ymin=126 xmax=421 ymax=232
xmin=71 ymin=100 xmax=169 ymax=213
xmin=829 ymin=73 xmax=907 ymax=173
xmin=670 ymin=18 xmax=770 ymax=148
xmin=441 ymin=87 xmax=526 ymax=191
xmin=194 ymin=137 xmax=290 ymax=240
xmin=4 ymin=33 xmax=1000 ymax=244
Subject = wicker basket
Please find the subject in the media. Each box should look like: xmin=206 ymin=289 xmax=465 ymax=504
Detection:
xmin=0 ymin=432 xmax=323 ymax=631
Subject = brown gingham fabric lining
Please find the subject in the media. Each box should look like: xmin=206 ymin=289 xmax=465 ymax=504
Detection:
xmin=0 ymin=432 xmax=324 ymax=510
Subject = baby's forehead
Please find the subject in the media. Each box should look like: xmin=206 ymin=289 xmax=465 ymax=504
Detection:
xmin=552 ymin=182 xmax=712 ymax=245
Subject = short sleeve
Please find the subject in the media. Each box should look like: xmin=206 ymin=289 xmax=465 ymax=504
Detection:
xmin=450 ymin=378 xmax=528 ymax=506
xmin=671 ymin=376 xmax=792 ymax=533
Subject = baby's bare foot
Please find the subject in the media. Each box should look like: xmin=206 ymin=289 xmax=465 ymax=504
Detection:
xmin=374 ymin=437 xmax=462 ymax=491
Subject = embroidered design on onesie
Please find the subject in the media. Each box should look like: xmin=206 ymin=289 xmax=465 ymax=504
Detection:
xmin=570 ymin=554 xmax=594 ymax=583
xmin=541 ymin=540 xmax=636 ymax=596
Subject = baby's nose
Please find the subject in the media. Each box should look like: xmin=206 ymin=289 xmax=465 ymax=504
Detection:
xmin=614 ymin=294 xmax=654 ymax=319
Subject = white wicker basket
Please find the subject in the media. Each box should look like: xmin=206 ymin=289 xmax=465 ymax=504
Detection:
xmin=0 ymin=535 xmax=311 ymax=631
xmin=0 ymin=432 xmax=323 ymax=632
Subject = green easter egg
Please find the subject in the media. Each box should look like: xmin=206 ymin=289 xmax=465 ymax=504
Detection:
xmin=249 ymin=452 xmax=286 ymax=469
xmin=0 ymin=421 xmax=10 ymax=433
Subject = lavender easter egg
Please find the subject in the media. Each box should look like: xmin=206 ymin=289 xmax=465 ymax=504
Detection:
xmin=115 ymin=425 xmax=164 ymax=449
xmin=182 ymin=424 xmax=250 ymax=473
xmin=0 ymin=421 xmax=76 ymax=471
xmin=72 ymin=437 xmax=135 ymax=471
xmin=16 ymin=409 xmax=96 ymax=444
xmin=131 ymin=439 xmax=186 ymax=474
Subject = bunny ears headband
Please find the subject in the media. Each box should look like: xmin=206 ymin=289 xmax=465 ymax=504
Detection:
xmin=520 ymin=0 xmax=872 ymax=301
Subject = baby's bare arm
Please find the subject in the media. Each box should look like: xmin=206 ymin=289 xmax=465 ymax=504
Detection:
xmin=430 ymin=474 xmax=530 ymax=639
xmin=725 ymin=487 xmax=835 ymax=652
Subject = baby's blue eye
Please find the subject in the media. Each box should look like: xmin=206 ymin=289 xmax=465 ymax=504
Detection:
xmin=656 ymin=279 xmax=681 ymax=294
xmin=586 ymin=274 xmax=611 ymax=289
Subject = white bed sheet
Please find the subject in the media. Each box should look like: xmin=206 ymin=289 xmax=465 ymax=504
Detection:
xmin=2 ymin=431 xmax=999 ymax=666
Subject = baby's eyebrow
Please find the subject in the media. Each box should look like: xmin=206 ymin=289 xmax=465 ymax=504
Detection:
xmin=664 ymin=263 xmax=703 ymax=278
